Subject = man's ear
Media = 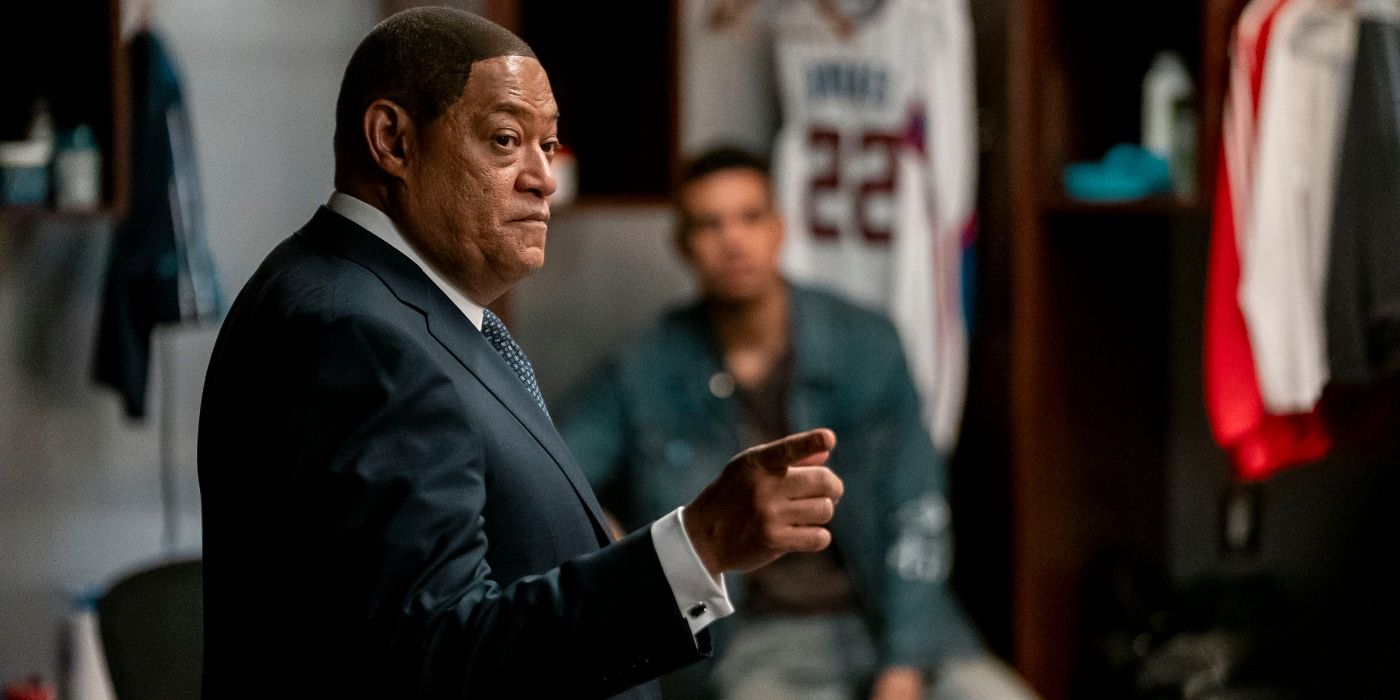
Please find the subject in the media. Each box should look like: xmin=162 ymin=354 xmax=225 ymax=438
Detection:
xmin=363 ymin=99 xmax=414 ymax=180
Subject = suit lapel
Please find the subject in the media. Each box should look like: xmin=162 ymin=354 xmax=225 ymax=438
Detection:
xmin=419 ymin=300 xmax=613 ymax=544
xmin=298 ymin=208 xmax=612 ymax=545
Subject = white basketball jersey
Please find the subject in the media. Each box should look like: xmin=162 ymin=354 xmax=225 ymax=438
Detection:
xmin=773 ymin=0 xmax=976 ymax=452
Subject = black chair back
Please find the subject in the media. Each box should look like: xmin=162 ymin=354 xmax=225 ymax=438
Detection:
xmin=96 ymin=559 xmax=203 ymax=700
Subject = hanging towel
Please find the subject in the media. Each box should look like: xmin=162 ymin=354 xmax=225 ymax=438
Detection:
xmin=95 ymin=30 xmax=222 ymax=418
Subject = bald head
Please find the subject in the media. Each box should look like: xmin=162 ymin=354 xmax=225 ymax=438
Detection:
xmin=333 ymin=7 xmax=535 ymax=179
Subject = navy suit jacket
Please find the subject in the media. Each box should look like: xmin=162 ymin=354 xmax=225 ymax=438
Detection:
xmin=198 ymin=208 xmax=705 ymax=698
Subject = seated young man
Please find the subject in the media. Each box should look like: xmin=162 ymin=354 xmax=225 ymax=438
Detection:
xmin=559 ymin=147 xmax=1035 ymax=700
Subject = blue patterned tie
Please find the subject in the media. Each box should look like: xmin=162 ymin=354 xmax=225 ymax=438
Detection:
xmin=480 ymin=309 xmax=549 ymax=418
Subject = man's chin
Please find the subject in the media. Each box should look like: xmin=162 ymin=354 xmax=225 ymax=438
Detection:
xmin=708 ymin=286 xmax=766 ymax=306
xmin=708 ymin=272 xmax=780 ymax=303
xmin=522 ymin=245 xmax=546 ymax=271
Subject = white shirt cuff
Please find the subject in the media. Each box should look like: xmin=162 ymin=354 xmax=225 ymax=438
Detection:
xmin=650 ymin=506 xmax=734 ymax=635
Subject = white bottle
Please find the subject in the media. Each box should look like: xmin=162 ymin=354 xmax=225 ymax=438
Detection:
xmin=54 ymin=124 xmax=103 ymax=210
xmin=60 ymin=600 xmax=117 ymax=700
xmin=548 ymin=146 xmax=577 ymax=209
xmin=1142 ymin=51 xmax=1194 ymax=161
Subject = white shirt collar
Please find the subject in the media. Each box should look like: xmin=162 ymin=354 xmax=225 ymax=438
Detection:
xmin=326 ymin=191 xmax=485 ymax=330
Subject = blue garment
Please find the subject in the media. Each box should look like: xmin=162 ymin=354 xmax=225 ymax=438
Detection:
xmin=96 ymin=30 xmax=222 ymax=418
xmin=559 ymin=284 xmax=983 ymax=675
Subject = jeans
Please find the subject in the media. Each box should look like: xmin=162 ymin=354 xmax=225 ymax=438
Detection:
xmin=710 ymin=613 xmax=1038 ymax=700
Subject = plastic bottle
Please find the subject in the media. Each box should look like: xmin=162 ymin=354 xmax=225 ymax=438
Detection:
xmin=548 ymin=145 xmax=577 ymax=209
xmin=58 ymin=592 xmax=116 ymax=700
xmin=54 ymin=124 xmax=103 ymax=210
xmin=0 ymin=101 xmax=55 ymax=205
xmin=1141 ymin=52 xmax=1196 ymax=196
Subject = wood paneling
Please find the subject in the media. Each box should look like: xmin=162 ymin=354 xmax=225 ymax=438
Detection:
xmin=1005 ymin=2 xmax=1246 ymax=697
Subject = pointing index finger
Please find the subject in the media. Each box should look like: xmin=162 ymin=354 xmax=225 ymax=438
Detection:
xmin=750 ymin=428 xmax=836 ymax=472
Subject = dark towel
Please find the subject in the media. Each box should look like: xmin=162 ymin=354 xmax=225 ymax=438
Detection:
xmin=95 ymin=30 xmax=221 ymax=418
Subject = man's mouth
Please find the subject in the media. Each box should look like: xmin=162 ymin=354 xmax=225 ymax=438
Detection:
xmin=514 ymin=212 xmax=551 ymax=224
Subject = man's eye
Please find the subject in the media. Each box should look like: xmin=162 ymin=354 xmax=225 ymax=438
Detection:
xmin=542 ymin=140 xmax=560 ymax=154
xmin=494 ymin=134 xmax=517 ymax=148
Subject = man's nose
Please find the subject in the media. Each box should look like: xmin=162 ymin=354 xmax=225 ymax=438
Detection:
xmin=517 ymin=144 xmax=558 ymax=198
xmin=718 ymin=218 xmax=748 ymax=246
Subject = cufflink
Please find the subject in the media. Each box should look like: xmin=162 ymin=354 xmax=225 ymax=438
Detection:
xmin=687 ymin=602 xmax=708 ymax=618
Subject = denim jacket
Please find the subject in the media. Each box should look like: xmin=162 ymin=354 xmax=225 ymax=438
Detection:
xmin=558 ymin=284 xmax=982 ymax=671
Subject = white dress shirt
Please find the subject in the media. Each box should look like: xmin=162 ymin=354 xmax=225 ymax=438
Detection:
xmin=326 ymin=192 xmax=732 ymax=635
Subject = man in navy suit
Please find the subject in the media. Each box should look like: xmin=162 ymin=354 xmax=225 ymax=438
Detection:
xmin=197 ymin=8 xmax=844 ymax=699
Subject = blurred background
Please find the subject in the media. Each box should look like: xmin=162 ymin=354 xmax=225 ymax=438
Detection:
xmin=2 ymin=0 xmax=1398 ymax=698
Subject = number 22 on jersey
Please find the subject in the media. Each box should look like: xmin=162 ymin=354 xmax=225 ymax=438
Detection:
xmin=806 ymin=127 xmax=903 ymax=244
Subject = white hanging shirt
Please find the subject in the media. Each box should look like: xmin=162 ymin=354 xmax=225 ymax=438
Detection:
xmin=1240 ymin=0 xmax=1356 ymax=413
xmin=772 ymin=0 xmax=977 ymax=452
